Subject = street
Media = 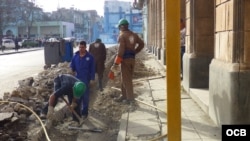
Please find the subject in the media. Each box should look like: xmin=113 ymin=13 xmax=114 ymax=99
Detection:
xmin=0 ymin=50 xmax=44 ymax=98
xmin=0 ymin=44 xmax=117 ymax=99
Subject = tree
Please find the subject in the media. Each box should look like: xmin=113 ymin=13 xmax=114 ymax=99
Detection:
xmin=0 ymin=0 xmax=43 ymax=38
xmin=16 ymin=0 xmax=42 ymax=39
xmin=0 ymin=0 xmax=18 ymax=36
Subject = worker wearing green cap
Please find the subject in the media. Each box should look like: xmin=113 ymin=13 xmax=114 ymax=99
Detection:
xmin=109 ymin=18 xmax=144 ymax=104
xmin=41 ymin=74 xmax=86 ymax=122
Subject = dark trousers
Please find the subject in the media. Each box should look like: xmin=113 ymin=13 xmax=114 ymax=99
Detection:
xmin=80 ymin=86 xmax=90 ymax=117
xmin=181 ymin=46 xmax=185 ymax=75
xmin=96 ymin=61 xmax=104 ymax=90
xmin=76 ymin=78 xmax=90 ymax=118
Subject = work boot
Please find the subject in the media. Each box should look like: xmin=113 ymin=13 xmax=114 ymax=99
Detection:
xmin=114 ymin=96 xmax=126 ymax=102
xmin=125 ymin=99 xmax=135 ymax=105
xmin=126 ymin=99 xmax=137 ymax=111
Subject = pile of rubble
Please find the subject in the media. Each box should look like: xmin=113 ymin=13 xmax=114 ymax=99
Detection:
xmin=90 ymin=47 xmax=159 ymax=122
xmin=0 ymin=62 xmax=72 ymax=140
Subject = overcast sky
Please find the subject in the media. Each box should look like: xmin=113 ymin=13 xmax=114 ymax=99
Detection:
xmin=36 ymin=0 xmax=133 ymax=16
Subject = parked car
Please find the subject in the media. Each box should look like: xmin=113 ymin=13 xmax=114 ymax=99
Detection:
xmin=1 ymin=39 xmax=15 ymax=50
xmin=21 ymin=39 xmax=39 ymax=48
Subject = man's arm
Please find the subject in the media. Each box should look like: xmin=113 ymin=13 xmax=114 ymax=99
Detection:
xmin=135 ymin=34 xmax=144 ymax=54
xmin=48 ymin=94 xmax=56 ymax=106
xmin=47 ymin=93 xmax=56 ymax=119
xmin=114 ymin=36 xmax=126 ymax=65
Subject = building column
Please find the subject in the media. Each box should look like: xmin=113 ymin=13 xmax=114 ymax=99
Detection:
xmin=209 ymin=0 xmax=250 ymax=125
xmin=147 ymin=0 xmax=153 ymax=52
xmin=153 ymin=0 xmax=157 ymax=56
xmin=183 ymin=0 xmax=214 ymax=89
xmin=156 ymin=0 xmax=161 ymax=60
xmin=160 ymin=0 xmax=166 ymax=65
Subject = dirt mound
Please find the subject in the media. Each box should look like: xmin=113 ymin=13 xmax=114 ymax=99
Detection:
xmin=89 ymin=46 xmax=158 ymax=121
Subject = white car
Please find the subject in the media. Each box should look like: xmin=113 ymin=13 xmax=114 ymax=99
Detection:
xmin=1 ymin=39 xmax=15 ymax=49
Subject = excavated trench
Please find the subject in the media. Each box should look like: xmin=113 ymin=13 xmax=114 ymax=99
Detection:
xmin=0 ymin=46 xmax=159 ymax=141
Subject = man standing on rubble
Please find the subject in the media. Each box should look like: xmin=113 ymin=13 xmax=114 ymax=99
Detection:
xmin=41 ymin=74 xmax=86 ymax=122
xmin=70 ymin=40 xmax=95 ymax=119
xmin=109 ymin=18 xmax=144 ymax=104
xmin=89 ymin=38 xmax=106 ymax=91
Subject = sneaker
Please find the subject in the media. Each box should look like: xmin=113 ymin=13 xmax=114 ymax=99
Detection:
xmin=114 ymin=96 xmax=126 ymax=102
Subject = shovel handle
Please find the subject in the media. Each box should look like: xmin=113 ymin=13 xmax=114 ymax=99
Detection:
xmin=61 ymin=97 xmax=82 ymax=123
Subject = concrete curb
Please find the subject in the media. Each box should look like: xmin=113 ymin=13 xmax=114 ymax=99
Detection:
xmin=117 ymin=112 xmax=129 ymax=141
xmin=0 ymin=48 xmax=43 ymax=55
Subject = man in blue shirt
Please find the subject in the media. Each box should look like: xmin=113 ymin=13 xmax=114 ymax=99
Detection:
xmin=70 ymin=40 xmax=95 ymax=119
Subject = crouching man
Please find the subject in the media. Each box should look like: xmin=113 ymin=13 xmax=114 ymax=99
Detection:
xmin=41 ymin=74 xmax=86 ymax=123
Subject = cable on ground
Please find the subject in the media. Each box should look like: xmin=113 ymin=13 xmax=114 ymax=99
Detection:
xmin=0 ymin=100 xmax=51 ymax=141
xmin=111 ymin=87 xmax=168 ymax=140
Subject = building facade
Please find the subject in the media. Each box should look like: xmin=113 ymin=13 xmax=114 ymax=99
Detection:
xmin=4 ymin=21 xmax=74 ymax=40
xmin=140 ymin=0 xmax=250 ymax=125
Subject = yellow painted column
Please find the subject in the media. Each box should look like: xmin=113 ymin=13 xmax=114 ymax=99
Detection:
xmin=165 ymin=0 xmax=181 ymax=141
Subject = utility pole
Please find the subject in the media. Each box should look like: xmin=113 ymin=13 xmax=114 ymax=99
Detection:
xmin=166 ymin=0 xmax=181 ymax=141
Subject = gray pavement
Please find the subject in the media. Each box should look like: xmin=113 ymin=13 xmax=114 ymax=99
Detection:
xmin=117 ymin=52 xmax=221 ymax=141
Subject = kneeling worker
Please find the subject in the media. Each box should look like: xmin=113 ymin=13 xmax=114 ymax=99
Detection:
xmin=41 ymin=74 xmax=86 ymax=123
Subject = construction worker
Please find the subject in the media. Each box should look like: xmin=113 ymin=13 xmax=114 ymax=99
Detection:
xmin=41 ymin=74 xmax=86 ymax=122
xmin=70 ymin=40 xmax=95 ymax=119
xmin=89 ymin=38 xmax=107 ymax=91
xmin=109 ymin=18 xmax=145 ymax=104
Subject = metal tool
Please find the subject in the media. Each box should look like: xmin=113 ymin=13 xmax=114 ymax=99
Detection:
xmin=68 ymin=126 xmax=103 ymax=133
xmin=61 ymin=97 xmax=84 ymax=125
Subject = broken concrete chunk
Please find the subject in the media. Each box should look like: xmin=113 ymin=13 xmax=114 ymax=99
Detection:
xmin=0 ymin=112 xmax=14 ymax=121
xmin=18 ymin=77 xmax=34 ymax=86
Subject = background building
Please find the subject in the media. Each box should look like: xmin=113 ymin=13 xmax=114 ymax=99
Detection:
xmin=1 ymin=0 xmax=142 ymax=45
xmin=18 ymin=21 xmax=74 ymax=39
xmin=101 ymin=0 xmax=143 ymax=44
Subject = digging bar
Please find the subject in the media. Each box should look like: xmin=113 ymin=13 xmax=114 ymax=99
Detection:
xmin=68 ymin=126 xmax=103 ymax=133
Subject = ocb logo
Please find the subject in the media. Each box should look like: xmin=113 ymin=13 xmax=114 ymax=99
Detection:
xmin=226 ymin=129 xmax=246 ymax=136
